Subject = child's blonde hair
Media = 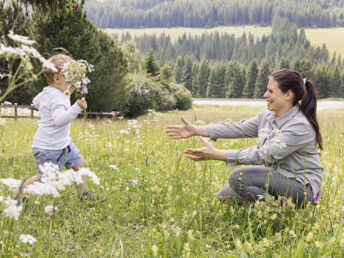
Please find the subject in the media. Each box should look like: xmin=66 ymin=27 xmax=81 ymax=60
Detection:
xmin=44 ymin=54 xmax=74 ymax=84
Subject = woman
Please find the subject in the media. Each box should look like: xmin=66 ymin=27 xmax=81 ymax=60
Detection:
xmin=166 ymin=69 xmax=323 ymax=207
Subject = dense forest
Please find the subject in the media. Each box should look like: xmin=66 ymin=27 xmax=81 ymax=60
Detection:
xmin=85 ymin=0 xmax=344 ymax=28
xmin=117 ymin=16 xmax=344 ymax=99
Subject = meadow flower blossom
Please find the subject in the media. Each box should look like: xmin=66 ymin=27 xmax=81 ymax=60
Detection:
xmin=4 ymin=198 xmax=22 ymax=220
xmin=78 ymin=168 xmax=100 ymax=185
xmin=313 ymin=189 xmax=321 ymax=203
xmin=0 ymin=178 xmax=22 ymax=189
xmin=195 ymin=120 xmax=206 ymax=125
xmin=61 ymin=59 xmax=93 ymax=99
xmin=44 ymin=205 xmax=58 ymax=213
xmin=109 ymin=164 xmax=120 ymax=170
xmin=24 ymin=162 xmax=99 ymax=197
xmin=19 ymin=234 xmax=37 ymax=245
xmin=8 ymin=31 xmax=35 ymax=45
xmin=151 ymin=245 xmax=158 ymax=256
xmin=120 ymin=130 xmax=130 ymax=135
xmin=131 ymin=179 xmax=138 ymax=187
xmin=0 ymin=118 xmax=6 ymax=126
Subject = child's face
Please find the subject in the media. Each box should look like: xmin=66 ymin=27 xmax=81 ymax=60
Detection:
xmin=52 ymin=73 xmax=70 ymax=93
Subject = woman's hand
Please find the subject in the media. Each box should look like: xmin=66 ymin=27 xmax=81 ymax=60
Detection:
xmin=184 ymin=137 xmax=227 ymax=161
xmin=166 ymin=116 xmax=197 ymax=139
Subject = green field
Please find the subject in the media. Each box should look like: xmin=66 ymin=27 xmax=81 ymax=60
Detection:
xmin=0 ymin=106 xmax=343 ymax=256
xmin=105 ymin=26 xmax=344 ymax=57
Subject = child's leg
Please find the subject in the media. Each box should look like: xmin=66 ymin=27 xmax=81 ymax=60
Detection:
xmin=23 ymin=176 xmax=40 ymax=188
xmin=72 ymin=160 xmax=89 ymax=195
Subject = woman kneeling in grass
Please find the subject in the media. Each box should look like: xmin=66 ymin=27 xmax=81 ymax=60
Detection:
xmin=166 ymin=69 xmax=323 ymax=208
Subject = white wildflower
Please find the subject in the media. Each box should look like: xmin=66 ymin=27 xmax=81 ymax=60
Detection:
xmin=78 ymin=168 xmax=100 ymax=185
xmin=24 ymin=162 xmax=99 ymax=197
xmin=120 ymin=130 xmax=129 ymax=135
xmin=4 ymin=198 xmax=22 ymax=220
xmin=44 ymin=205 xmax=58 ymax=213
xmin=135 ymin=168 xmax=141 ymax=172
xmin=0 ymin=196 xmax=3 ymax=202
xmin=109 ymin=164 xmax=119 ymax=170
xmin=0 ymin=178 xmax=22 ymax=189
xmin=195 ymin=120 xmax=206 ymax=125
xmin=8 ymin=31 xmax=35 ymax=45
xmin=131 ymin=179 xmax=138 ymax=187
xmin=151 ymin=245 xmax=158 ymax=256
xmin=19 ymin=234 xmax=37 ymax=245
xmin=0 ymin=118 xmax=6 ymax=126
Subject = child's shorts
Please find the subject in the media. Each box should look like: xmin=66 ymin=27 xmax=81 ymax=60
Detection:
xmin=33 ymin=140 xmax=84 ymax=179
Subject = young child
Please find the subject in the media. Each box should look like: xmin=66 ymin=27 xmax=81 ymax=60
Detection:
xmin=23 ymin=53 xmax=97 ymax=201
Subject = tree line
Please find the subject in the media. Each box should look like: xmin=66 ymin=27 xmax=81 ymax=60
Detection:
xmin=85 ymin=0 xmax=344 ymax=28
xmin=117 ymin=16 xmax=344 ymax=99
xmin=0 ymin=0 xmax=192 ymax=117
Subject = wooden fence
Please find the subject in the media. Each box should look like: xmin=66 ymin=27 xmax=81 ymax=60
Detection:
xmin=0 ymin=105 xmax=117 ymax=120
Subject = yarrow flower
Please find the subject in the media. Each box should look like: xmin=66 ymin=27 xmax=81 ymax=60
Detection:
xmin=24 ymin=162 xmax=100 ymax=198
xmin=19 ymin=234 xmax=37 ymax=245
xmin=0 ymin=118 xmax=6 ymax=126
xmin=44 ymin=205 xmax=58 ymax=213
xmin=61 ymin=59 xmax=94 ymax=99
xmin=8 ymin=31 xmax=35 ymax=45
xmin=4 ymin=198 xmax=22 ymax=220
xmin=0 ymin=178 xmax=22 ymax=189
xmin=258 ymin=127 xmax=286 ymax=150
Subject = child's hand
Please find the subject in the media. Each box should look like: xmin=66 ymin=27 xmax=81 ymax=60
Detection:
xmin=77 ymin=97 xmax=87 ymax=110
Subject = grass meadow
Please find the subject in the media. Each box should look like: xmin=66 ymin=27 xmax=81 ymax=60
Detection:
xmin=0 ymin=105 xmax=344 ymax=257
xmin=105 ymin=26 xmax=344 ymax=57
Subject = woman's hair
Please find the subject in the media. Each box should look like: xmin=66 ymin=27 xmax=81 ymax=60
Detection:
xmin=43 ymin=53 xmax=73 ymax=84
xmin=270 ymin=68 xmax=323 ymax=150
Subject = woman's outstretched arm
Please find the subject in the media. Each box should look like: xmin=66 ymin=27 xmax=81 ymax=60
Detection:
xmin=166 ymin=116 xmax=209 ymax=139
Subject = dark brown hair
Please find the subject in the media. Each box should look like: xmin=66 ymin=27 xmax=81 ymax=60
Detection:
xmin=270 ymin=68 xmax=323 ymax=150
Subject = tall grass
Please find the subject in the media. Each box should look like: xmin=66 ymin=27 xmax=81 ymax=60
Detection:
xmin=0 ymin=107 xmax=343 ymax=256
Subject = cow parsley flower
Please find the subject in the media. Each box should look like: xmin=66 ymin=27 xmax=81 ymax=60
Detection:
xmin=0 ymin=178 xmax=22 ymax=189
xmin=44 ymin=205 xmax=58 ymax=213
xmin=19 ymin=234 xmax=37 ymax=245
xmin=4 ymin=198 xmax=22 ymax=220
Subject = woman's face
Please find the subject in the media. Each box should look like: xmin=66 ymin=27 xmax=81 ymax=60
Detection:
xmin=264 ymin=77 xmax=293 ymax=117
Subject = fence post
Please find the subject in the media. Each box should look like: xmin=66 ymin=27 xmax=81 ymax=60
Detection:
xmin=31 ymin=107 xmax=34 ymax=118
xmin=14 ymin=105 xmax=18 ymax=120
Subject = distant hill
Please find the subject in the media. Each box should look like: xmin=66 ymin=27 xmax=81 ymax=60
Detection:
xmin=85 ymin=0 xmax=344 ymax=28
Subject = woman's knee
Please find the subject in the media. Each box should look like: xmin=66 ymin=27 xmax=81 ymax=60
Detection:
xmin=228 ymin=168 xmax=245 ymax=191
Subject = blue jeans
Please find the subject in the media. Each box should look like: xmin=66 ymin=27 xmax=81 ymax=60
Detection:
xmin=33 ymin=140 xmax=83 ymax=179
xmin=218 ymin=166 xmax=314 ymax=208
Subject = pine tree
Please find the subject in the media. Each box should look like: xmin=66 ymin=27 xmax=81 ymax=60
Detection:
xmin=182 ymin=57 xmax=193 ymax=92
xmin=175 ymin=56 xmax=184 ymax=83
xmin=254 ymin=60 xmax=270 ymax=98
xmin=279 ymin=57 xmax=290 ymax=69
xmin=144 ymin=49 xmax=160 ymax=77
xmin=329 ymin=65 xmax=342 ymax=97
xmin=191 ymin=63 xmax=199 ymax=97
xmin=242 ymin=59 xmax=258 ymax=98
xmin=227 ymin=62 xmax=244 ymax=98
xmin=196 ymin=60 xmax=210 ymax=97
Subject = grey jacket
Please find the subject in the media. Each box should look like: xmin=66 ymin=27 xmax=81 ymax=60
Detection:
xmin=207 ymin=104 xmax=323 ymax=194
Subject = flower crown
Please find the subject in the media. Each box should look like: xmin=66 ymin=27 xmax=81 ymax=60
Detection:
xmin=61 ymin=59 xmax=94 ymax=97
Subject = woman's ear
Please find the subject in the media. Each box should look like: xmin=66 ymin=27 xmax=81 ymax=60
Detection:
xmin=286 ymin=89 xmax=294 ymax=101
